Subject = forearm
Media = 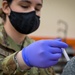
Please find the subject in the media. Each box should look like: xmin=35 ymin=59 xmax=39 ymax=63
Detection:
xmin=2 ymin=52 xmax=30 ymax=75
xmin=2 ymin=52 xmax=18 ymax=74
xmin=15 ymin=51 xmax=30 ymax=70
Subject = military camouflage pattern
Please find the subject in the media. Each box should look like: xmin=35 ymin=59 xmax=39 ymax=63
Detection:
xmin=0 ymin=24 xmax=55 ymax=75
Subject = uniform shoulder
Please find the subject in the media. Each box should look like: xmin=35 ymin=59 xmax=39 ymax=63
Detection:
xmin=24 ymin=36 xmax=35 ymax=47
xmin=26 ymin=36 xmax=35 ymax=43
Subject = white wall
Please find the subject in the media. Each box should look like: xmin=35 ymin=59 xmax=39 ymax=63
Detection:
xmin=0 ymin=0 xmax=2 ymax=23
xmin=30 ymin=0 xmax=75 ymax=39
xmin=0 ymin=0 xmax=2 ymax=7
xmin=0 ymin=0 xmax=75 ymax=39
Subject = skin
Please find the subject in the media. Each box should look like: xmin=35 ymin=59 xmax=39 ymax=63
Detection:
xmin=2 ymin=0 xmax=43 ymax=70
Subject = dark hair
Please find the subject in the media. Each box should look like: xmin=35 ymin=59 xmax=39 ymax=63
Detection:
xmin=6 ymin=0 xmax=12 ymax=4
xmin=0 ymin=0 xmax=43 ymax=21
xmin=0 ymin=0 xmax=12 ymax=21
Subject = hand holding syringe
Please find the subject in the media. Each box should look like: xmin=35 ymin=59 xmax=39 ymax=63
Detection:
xmin=62 ymin=48 xmax=70 ymax=61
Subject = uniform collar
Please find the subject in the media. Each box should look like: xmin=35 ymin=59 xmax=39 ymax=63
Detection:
xmin=0 ymin=24 xmax=34 ymax=51
xmin=0 ymin=25 xmax=24 ymax=51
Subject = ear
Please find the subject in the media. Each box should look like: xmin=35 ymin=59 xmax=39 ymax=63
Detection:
xmin=2 ymin=1 xmax=11 ymax=16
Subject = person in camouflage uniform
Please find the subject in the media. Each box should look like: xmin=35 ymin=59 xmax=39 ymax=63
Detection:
xmin=0 ymin=0 xmax=68 ymax=75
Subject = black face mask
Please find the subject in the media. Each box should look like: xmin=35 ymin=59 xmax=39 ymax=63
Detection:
xmin=9 ymin=10 xmax=40 ymax=34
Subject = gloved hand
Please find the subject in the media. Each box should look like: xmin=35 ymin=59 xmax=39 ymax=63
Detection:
xmin=22 ymin=39 xmax=68 ymax=68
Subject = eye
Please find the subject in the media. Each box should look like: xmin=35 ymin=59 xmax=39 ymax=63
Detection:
xmin=21 ymin=6 xmax=29 ymax=8
xmin=35 ymin=8 xmax=41 ymax=11
xmin=35 ymin=5 xmax=42 ymax=12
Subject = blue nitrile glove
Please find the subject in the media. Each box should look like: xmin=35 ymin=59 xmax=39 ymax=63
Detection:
xmin=22 ymin=39 xmax=68 ymax=68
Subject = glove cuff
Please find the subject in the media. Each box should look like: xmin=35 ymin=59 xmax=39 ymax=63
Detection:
xmin=22 ymin=48 xmax=32 ymax=67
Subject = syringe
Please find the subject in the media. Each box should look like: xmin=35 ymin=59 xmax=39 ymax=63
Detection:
xmin=62 ymin=48 xmax=70 ymax=61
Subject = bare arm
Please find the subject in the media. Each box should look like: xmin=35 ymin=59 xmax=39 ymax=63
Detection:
xmin=15 ymin=51 xmax=30 ymax=70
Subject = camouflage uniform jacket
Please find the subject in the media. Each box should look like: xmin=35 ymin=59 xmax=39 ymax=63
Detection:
xmin=0 ymin=24 xmax=55 ymax=75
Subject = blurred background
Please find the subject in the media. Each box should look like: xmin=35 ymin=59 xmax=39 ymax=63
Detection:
xmin=30 ymin=1 xmax=75 ymax=74
xmin=0 ymin=0 xmax=75 ymax=75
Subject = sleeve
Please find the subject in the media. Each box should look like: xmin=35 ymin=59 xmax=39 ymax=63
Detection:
xmin=45 ymin=67 xmax=56 ymax=75
xmin=1 ymin=52 xmax=29 ymax=75
xmin=38 ymin=67 xmax=56 ymax=75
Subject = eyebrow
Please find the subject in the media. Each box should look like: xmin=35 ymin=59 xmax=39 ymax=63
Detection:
xmin=20 ymin=0 xmax=42 ymax=7
xmin=20 ymin=0 xmax=31 ymax=4
xmin=37 ymin=3 xmax=42 ymax=7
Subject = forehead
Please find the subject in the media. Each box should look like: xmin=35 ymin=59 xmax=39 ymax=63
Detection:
xmin=16 ymin=0 xmax=42 ymax=3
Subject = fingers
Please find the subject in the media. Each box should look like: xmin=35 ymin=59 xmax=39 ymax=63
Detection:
xmin=54 ymin=38 xmax=62 ymax=41
xmin=44 ymin=40 xmax=68 ymax=48
xmin=43 ymin=60 xmax=58 ymax=68
xmin=48 ymin=47 xmax=62 ymax=53
xmin=49 ymin=53 xmax=62 ymax=61
xmin=48 ymin=60 xmax=58 ymax=66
